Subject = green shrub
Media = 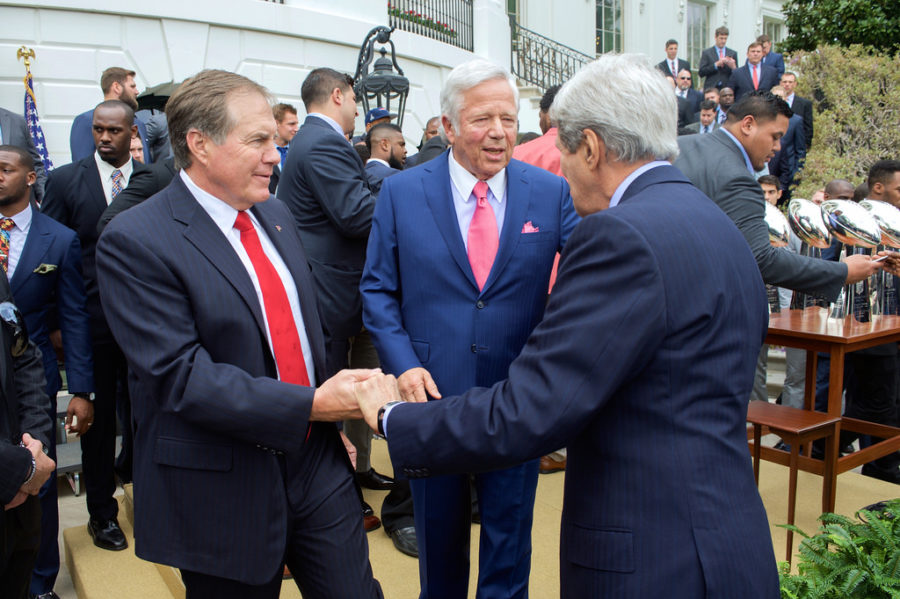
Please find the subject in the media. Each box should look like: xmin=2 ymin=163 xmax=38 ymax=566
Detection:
xmin=778 ymin=499 xmax=900 ymax=598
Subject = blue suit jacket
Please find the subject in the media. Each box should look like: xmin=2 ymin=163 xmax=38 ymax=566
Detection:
xmin=364 ymin=160 xmax=399 ymax=196
xmin=361 ymin=152 xmax=579 ymax=395
xmin=11 ymin=212 xmax=93 ymax=398
xmin=768 ymin=114 xmax=806 ymax=191
xmin=761 ymin=51 xmax=785 ymax=78
xmin=69 ymin=109 xmax=151 ymax=164
xmin=728 ymin=63 xmax=780 ymax=100
xmin=382 ymin=165 xmax=779 ymax=598
xmin=95 ymin=177 xmax=340 ymax=584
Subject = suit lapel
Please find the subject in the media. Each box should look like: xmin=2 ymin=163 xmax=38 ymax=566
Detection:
xmin=170 ymin=179 xmax=267 ymax=337
xmin=482 ymin=161 xmax=528 ymax=294
xmin=422 ymin=154 xmax=479 ymax=290
xmin=80 ymin=158 xmax=107 ymax=214
xmin=10 ymin=213 xmax=51 ymax=295
xmin=251 ymin=203 xmax=326 ymax=378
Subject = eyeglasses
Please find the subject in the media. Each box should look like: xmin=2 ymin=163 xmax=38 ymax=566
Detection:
xmin=678 ymin=76 xmax=692 ymax=80
xmin=0 ymin=302 xmax=27 ymax=358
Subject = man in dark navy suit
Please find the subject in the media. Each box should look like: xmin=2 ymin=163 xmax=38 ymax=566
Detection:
xmin=729 ymin=42 xmax=780 ymax=101
xmin=357 ymin=53 xmax=781 ymax=599
xmin=95 ymin=69 xmax=383 ymax=598
xmin=0 ymin=144 xmax=94 ymax=599
xmin=364 ymin=123 xmax=406 ymax=195
xmin=757 ymin=34 xmax=785 ymax=79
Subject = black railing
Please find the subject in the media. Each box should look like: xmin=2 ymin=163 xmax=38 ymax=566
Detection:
xmin=509 ymin=16 xmax=592 ymax=90
xmin=388 ymin=1 xmax=473 ymax=52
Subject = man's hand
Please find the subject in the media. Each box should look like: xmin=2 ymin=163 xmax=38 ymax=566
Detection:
xmin=397 ymin=367 xmax=441 ymax=403
xmin=876 ymin=250 xmax=900 ymax=277
xmin=843 ymin=254 xmax=881 ymax=284
xmin=4 ymin=491 xmax=28 ymax=511
xmin=310 ymin=368 xmax=382 ymax=422
xmin=20 ymin=433 xmax=55 ymax=496
xmin=339 ymin=431 xmax=357 ymax=470
xmin=354 ymin=374 xmax=402 ymax=432
xmin=65 ymin=395 xmax=94 ymax=437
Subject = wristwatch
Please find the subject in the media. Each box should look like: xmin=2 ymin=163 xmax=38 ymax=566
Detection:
xmin=72 ymin=392 xmax=93 ymax=402
xmin=377 ymin=401 xmax=404 ymax=436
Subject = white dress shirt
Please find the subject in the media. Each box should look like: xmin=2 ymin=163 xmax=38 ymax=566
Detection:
xmin=447 ymin=148 xmax=506 ymax=249
xmin=180 ymin=170 xmax=316 ymax=386
xmin=94 ymin=152 xmax=134 ymax=205
xmin=2 ymin=203 xmax=33 ymax=279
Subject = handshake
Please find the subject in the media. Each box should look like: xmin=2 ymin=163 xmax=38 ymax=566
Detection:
xmin=311 ymin=367 xmax=442 ymax=433
xmin=4 ymin=433 xmax=56 ymax=511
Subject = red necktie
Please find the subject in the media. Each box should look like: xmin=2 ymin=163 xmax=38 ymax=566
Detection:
xmin=752 ymin=64 xmax=759 ymax=89
xmin=467 ymin=181 xmax=498 ymax=291
xmin=234 ymin=211 xmax=310 ymax=386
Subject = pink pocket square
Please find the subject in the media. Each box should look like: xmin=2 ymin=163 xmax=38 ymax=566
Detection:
xmin=521 ymin=221 xmax=540 ymax=233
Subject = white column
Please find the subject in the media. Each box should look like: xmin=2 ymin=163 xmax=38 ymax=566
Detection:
xmin=473 ymin=0 xmax=512 ymax=69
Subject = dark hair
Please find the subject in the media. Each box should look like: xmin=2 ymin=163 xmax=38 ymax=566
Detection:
xmin=301 ymin=68 xmax=354 ymax=111
xmin=758 ymin=174 xmax=781 ymax=190
xmin=824 ymin=179 xmax=854 ymax=199
xmin=756 ymin=34 xmax=771 ymax=44
xmin=517 ymin=132 xmax=540 ymax=145
xmin=100 ymin=67 xmax=135 ymax=94
xmin=94 ymin=99 xmax=135 ymax=126
xmin=365 ymin=122 xmax=402 ymax=151
xmin=747 ymin=41 xmax=763 ymax=52
xmin=715 ymin=26 xmax=729 ymax=37
xmin=0 ymin=144 xmax=34 ymax=171
xmin=699 ymin=100 xmax=717 ymax=112
xmin=726 ymin=90 xmax=792 ymax=124
xmin=539 ymin=84 xmax=562 ymax=114
xmin=273 ymin=103 xmax=297 ymax=122
xmin=853 ymin=183 xmax=869 ymax=203
xmin=868 ymin=160 xmax=900 ymax=189
xmin=665 ymin=39 xmax=678 ymax=47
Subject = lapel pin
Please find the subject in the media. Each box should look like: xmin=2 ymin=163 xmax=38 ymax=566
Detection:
xmin=275 ymin=225 xmax=282 ymax=232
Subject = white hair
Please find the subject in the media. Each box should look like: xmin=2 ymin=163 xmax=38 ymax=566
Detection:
xmin=551 ymin=54 xmax=679 ymax=163
xmin=440 ymin=59 xmax=519 ymax=130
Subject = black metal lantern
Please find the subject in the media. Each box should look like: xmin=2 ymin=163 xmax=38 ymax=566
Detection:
xmin=353 ymin=26 xmax=409 ymax=127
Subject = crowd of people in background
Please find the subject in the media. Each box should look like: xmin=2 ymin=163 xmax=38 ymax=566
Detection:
xmin=0 ymin=21 xmax=898 ymax=599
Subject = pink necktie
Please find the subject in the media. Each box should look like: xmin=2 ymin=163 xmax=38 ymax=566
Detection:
xmin=719 ymin=47 xmax=724 ymax=60
xmin=467 ymin=181 xmax=498 ymax=291
xmin=752 ymin=65 xmax=759 ymax=89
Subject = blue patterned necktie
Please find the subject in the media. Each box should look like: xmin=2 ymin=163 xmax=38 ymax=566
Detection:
xmin=111 ymin=169 xmax=124 ymax=199
xmin=0 ymin=218 xmax=15 ymax=274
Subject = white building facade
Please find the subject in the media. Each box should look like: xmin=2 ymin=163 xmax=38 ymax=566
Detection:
xmin=0 ymin=0 xmax=784 ymax=166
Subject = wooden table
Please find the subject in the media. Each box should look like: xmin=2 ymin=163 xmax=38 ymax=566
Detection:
xmin=762 ymin=308 xmax=900 ymax=511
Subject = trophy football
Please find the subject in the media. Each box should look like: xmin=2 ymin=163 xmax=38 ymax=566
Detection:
xmin=821 ymin=200 xmax=882 ymax=320
xmin=787 ymin=199 xmax=832 ymax=309
xmin=861 ymin=199 xmax=900 ymax=316
xmin=764 ymin=202 xmax=791 ymax=313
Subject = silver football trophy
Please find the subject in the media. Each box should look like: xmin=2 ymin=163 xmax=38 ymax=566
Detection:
xmin=787 ymin=199 xmax=832 ymax=309
xmin=861 ymin=199 xmax=900 ymax=316
xmin=821 ymin=200 xmax=881 ymax=320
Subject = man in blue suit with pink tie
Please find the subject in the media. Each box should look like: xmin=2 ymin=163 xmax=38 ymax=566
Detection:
xmin=361 ymin=59 xmax=579 ymax=598
xmin=358 ymin=54 xmax=780 ymax=598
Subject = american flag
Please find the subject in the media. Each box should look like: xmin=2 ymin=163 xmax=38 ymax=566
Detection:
xmin=23 ymin=69 xmax=53 ymax=172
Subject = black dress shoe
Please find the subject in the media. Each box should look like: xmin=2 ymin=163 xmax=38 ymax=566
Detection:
xmin=362 ymin=500 xmax=374 ymax=517
xmin=388 ymin=526 xmax=418 ymax=558
xmin=87 ymin=518 xmax=128 ymax=551
xmin=356 ymin=468 xmax=395 ymax=490
xmin=30 ymin=593 xmax=61 ymax=599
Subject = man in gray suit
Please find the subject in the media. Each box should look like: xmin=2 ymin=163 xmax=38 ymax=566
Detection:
xmin=0 ymin=107 xmax=46 ymax=202
xmin=675 ymin=90 xmax=878 ymax=302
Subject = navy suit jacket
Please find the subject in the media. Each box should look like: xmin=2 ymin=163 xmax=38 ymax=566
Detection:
xmin=791 ymin=95 xmax=814 ymax=149
xmin=41 ymin=156 xmax=151 ymax=344
xmin=277 ymin=116 xmax=376 ymax=350
xmin=761 ymin=51 xmax=785 ymax=78
xmin=361 ymin=152 xmax=579 ymax=396
xmin=728 ymin=63 xmax=780 ymax=100
xmin=95 ymin=177 xmax=343 ymax=584
xmin=655 ymin=58 xmax=692 ymax=82
xmin=0 ymin=107 xmax=46 ymax=202
xmin=768 ymin=114 xmax=806 ymax=191
xmin=69 ymin=109 xmax=151 ymax=164
xmin=382 ymin=165 xmax=779 ymax=598
xmin=364 ymin=160 xmax=399 ymax=196
xmin=11 ymin=211 xmax=93 ymax=398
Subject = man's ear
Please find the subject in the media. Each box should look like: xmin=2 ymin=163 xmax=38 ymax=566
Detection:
xmin=185 ymin=129 xmax=209 ymax=166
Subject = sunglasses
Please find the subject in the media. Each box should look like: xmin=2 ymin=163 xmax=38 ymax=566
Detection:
xmin=0 ymin=302 xmax=28 ymax=358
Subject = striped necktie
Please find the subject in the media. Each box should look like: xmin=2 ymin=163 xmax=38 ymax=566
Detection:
xmin=111 ymin=169 xmax=124 ymax=199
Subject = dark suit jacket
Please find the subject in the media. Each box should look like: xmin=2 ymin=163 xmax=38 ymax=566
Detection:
xmin=12 ymin=211 xmax=93 ymax=398
xmin=761 ymin=51 xmax=785 ymax=78
xmin=361 ymin=152 xmax=579 ymax=395
xmin=277 ymin=115 xmax=376 ymax=348
xmin=69 ymin=109 xmax=151 ymax=164
xmin=728 ymin=63 xmax=780 ymax=100
xmin=678 ymin=88 xmax=704 ymax=114
xmin=0 ymin=107 xmax=47 ymax=202
xmin=95 ymin=177 xmax=340 ymax=584
xmin=656 ymin=58 xmax=691 ymax=82
xmin=97 ymin=158 xmax=176 ymax=233
xmin=674 ymin=129 xmax=846 ymax=300
xmin=768 ymin=114 xmax=806 ymax=192
xmin=790 ymin=95 xmax=814 ymax=149
xmin=676 ymin=96 xmax=696 ymax=131
xmin=268 ymin=163 xmax=281 ymax=195
xmin=405 ymin=136 xmax=449 ymax=168
xmin=41 ymin=156 xmax=152 ymax=344
xmin=364 ymin=160 xmax=399 ymax=196
xmin=0 ymin=273 xmax=51 ymax=504
xmin=382 ymin=165 xmax=779 ymax=598
xmin=698 ymin=45 xmax=738 ymax=90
